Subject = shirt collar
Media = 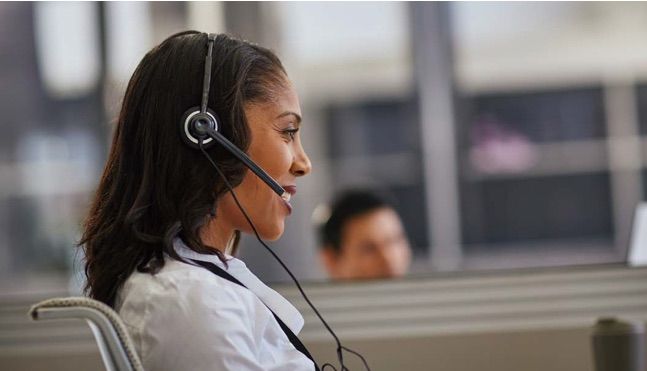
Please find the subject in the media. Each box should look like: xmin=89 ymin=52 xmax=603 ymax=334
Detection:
xmin=172 ymin=237 xmax=305 ymax=334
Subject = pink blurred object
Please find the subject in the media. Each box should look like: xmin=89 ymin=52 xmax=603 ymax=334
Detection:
xmin=469 ymin=116 xmax=538 ymax=174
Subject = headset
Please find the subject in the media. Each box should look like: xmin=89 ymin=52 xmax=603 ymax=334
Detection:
xmin=178 ymin=34 xmax=370 ymax=371
xmin=179 ymin=33 xmax=290 ymax=202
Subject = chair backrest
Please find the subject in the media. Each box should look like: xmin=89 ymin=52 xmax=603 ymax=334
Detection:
xmin=29 ymin=297 xmax=144 ymax=371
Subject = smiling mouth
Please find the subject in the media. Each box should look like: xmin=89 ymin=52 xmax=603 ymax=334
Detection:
xmin=281 ymin=192 xmax=291 ymax=203
xmin=281 ymin=186 xmax=296 ymax=214
xmin=282 ymin=185 xmax=297 ymax=199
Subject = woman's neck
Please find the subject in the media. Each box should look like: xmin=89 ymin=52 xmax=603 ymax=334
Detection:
xmin=200 ymin=217 xmax=235 ymax=255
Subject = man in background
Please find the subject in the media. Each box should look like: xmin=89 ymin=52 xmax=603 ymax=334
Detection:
xmin=317 ymin=189 xmax=412 ymax=280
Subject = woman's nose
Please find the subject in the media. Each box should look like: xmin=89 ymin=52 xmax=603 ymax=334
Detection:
xmin=291 ymin=144 xmax=312 ymax=177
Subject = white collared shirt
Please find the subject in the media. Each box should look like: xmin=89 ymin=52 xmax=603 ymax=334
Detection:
xmin=116 ymin=238 xmax=315 ymax=371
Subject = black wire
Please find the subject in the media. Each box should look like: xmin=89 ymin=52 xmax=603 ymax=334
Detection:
xmin=342 ymin=346 xmax=370 ymax=370
xmin=198 ymin=139 xmax=371 ymax=371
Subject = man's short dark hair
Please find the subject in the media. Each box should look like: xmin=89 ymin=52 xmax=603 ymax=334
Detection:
xmin=319 ymin=189 xmax=395 ymax=254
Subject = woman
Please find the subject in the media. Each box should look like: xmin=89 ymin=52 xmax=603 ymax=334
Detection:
xmin=80 ymin=31 xmax=314 ymax=370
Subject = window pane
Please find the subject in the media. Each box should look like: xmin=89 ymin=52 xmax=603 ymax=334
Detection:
xmin=461 ymin=173 xmax=614 ymax=247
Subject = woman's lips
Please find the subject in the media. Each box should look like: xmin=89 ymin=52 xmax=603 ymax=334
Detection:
xmin=281 ymin=185 xmax=296 ymax=215
xmin=283 ymin=199 xmax=293 ymax=215
xmin=282 ymin=185 xmax=297 ymax=196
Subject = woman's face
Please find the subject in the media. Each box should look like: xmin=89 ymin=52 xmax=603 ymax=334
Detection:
xmin=216 ymin=81 xmax=311 ymax=241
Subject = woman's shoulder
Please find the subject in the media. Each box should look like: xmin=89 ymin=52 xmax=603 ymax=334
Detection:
xmin=116 ymin=258 xmax=279 ymax=370
xmin=118 ymin=258 xmax=263 ymax=320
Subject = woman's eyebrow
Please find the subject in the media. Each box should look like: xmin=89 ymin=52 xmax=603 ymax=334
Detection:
xmin=276 ymin=111 xmax=302 ymax=125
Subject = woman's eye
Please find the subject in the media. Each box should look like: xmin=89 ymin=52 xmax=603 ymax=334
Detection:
xmin=282 ymin=128 xmax=299 ymax=140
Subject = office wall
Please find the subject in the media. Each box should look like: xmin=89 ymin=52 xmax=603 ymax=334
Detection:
xmin=4 ymin=264 xmax=646 ymax=371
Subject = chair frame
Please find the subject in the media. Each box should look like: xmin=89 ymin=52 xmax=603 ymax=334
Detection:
xmin=29 ymin=297 xmax=143 ymax=371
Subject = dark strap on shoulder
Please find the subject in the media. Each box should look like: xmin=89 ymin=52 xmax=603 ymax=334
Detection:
xmin=190 ymin=259 xmax=320 ymax=371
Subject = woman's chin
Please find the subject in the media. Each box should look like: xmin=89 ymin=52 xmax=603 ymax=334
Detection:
xmin=261 ymin=231 xmax=283 ymax=242
xmin=258 ymin=223 xmax=284 ymax=241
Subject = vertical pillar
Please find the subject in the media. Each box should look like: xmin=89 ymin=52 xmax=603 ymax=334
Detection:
xmin=605 ymin=82 xmax=643 ymax=255
xmin=411 ymin=2 xmax=462 ymax=270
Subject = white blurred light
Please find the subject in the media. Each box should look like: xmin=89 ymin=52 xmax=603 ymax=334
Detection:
xmin=106 ymin=2 xmax=153 ymax=84
xmin=277 ymin=2 xmax=408 ymax=65
xmin=629 ymin=203 xmax=647 ymax=267
xmin=16 ymin=132 xmax=97 ymax=197
xmin=187 ymin=2 xmax=225 ymax=34
xmin=34 ymin=2 xmax=100 ymax=98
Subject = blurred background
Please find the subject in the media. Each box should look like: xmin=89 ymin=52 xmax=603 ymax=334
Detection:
xmin=3 ymin=1 xmax=647 ymax=286
xmin=1 ymin=2 xmax=647 ymax=371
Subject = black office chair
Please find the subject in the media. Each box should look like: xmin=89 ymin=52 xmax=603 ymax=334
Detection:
xmin=29 ymin=297 xmax=144 ymax=371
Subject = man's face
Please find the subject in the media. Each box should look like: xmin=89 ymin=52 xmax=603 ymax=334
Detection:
xmin=322 ymin=207 xmax=412 ymax=280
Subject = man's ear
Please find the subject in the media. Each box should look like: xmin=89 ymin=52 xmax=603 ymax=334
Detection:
xmin=319 ymin=246 xmax=340 ymax=279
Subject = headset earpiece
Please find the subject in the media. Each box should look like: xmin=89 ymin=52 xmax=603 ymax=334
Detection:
xmin=180 ymin=106 xmax=220 ymax=149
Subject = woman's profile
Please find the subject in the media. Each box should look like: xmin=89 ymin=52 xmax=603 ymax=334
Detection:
xmin=79 ymin=31 xmax=314 ymax=370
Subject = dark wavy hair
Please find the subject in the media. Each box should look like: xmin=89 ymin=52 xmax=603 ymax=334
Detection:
xmin=79 ymin=31 xmax=288 ymax=307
